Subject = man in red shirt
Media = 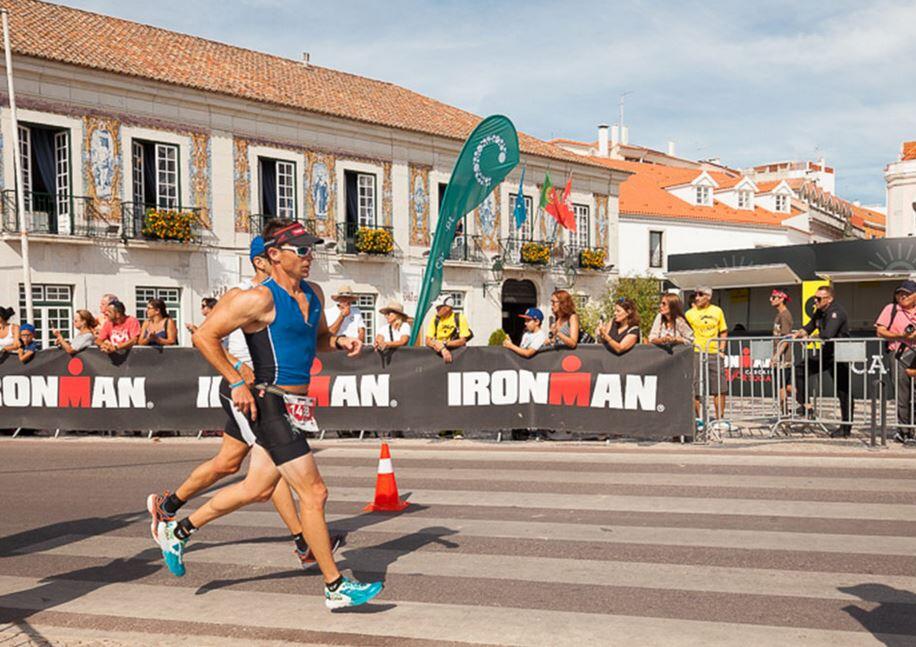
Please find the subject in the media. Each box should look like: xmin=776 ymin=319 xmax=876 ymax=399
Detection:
xmin=97 ymin=299 xmax=141 ymax=354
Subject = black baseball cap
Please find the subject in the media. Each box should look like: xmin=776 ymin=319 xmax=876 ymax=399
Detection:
xmin=895 ymin=280 xmax=916 ymax=294
xmin=264 ymin=222 xmax=323 ymax=249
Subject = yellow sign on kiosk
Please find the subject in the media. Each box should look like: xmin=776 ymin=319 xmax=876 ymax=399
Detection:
xmin=802 ymin=279 xmax=830 ymax=348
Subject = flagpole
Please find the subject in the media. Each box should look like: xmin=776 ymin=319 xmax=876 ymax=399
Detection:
xmin=1 ymin=8 xmax=33 ymax=324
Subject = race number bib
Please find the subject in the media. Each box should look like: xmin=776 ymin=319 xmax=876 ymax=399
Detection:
xmin=281 ymin=392 xmax=318 ymax=433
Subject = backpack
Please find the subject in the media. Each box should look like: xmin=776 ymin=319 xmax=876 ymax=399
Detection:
xmin=434 ymin=312 xmax=474 ymax=342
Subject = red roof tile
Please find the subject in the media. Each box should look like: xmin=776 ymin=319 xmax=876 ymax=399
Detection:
xmin=903 ymin=141 xmax=916 ymax=161
xmin=589 ymin=158 xmax=797 ymax=228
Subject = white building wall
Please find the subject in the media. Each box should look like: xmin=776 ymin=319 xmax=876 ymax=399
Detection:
xmin=618 ymin=217 xmax=805 ymax=278
xmin=886 ymin=159 xmax=916 ymax=238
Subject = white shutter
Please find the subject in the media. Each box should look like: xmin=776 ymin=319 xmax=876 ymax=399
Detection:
xmin=154 ymin=143 xmax=178 ymax=209
xmin=55 ymin=131 xmax=71 ymax=234
xmin=18 ymin=125 xmax=31 ymax=210
xmin=132 ymin=141 xmax=145 ymax=205
xmin=276 ymin=160 xmax=295 ymax=219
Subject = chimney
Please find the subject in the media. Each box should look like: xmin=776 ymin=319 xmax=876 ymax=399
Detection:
xmin=667 ymin=141 xmax=676 ymax=157
xmin=302 ymin=52 xmax=310 ymax=67
xmin=611 ymin=125 xmax=619 ymax=146
xmin=620 ymin=126 xmax=629 ymax=145
xmin=597 ymin=124 xmax=609 ymax=156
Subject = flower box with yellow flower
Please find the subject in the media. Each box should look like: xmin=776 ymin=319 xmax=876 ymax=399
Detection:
xmin=520 ymin=241 xmax=551 ymax=265
xmin=579 ymin=247 xmax=607 ymax=270
xmin=140 ymin=207 xmax=199 ymax=243
xmin=354 ymin=226 xmax=394 ymax=255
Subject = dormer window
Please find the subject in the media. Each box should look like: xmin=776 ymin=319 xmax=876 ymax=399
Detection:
xmin=775 ymin=193 xmax=788 ymax=213
xmin=695 ymin=185 xmax=712 ymax=206
xmin=737 ymin=190 xmax=752 ymax=209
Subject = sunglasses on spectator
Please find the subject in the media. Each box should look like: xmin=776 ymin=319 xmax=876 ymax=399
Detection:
xmin=279 ymin=244 xmax=313 ymax=257
xmin=813 ymin=296 xmax=828 ymax=302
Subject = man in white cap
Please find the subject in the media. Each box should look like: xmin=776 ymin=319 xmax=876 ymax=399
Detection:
xmin=326 ymin=285 xmax=366 ymax=343
xmin=425 ymin=295 xmax=472 ymax=364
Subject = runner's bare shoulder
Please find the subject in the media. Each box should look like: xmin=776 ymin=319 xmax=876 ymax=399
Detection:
xmin=228 ymin=285 xmax=274 ymax=332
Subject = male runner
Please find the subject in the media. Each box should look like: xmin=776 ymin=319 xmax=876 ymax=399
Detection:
xmin=146 ymin=236 xmax=339 ymax=568
xmin=154 ymin=219 xmax=383 ymax=609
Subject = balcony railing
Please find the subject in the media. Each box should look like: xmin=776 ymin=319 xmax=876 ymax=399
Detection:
xmin=0 ymin=190 xmax=120 ymax=238
xmin=336 ymin=222 xmax=395 ymax=256
xmin=560 ymin=243 xmax=611 ymax=271
xmin=447 ymin=234 xmax=486 ymax=262
xmin=249 ymin=213 xmax=318 ymax=237
xmin=121 ymin=202 xmax=203 ymax=244
xmin=499 ymin=236 xmax=555 ymax=267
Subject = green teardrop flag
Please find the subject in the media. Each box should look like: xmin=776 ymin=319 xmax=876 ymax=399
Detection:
xmin=409 ymin=115 xmax=520 ymax=344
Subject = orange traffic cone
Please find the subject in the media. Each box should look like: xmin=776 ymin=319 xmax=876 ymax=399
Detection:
xmin=363 ymin=442 xmax=409 ymax=512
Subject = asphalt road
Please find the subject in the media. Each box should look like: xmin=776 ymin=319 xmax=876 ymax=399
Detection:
xmin=0 ymin=437 xmax=915 ymax=646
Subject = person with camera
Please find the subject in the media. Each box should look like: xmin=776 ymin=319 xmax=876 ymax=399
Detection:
xmin=875 ymin=280 xmax=916 ymax=443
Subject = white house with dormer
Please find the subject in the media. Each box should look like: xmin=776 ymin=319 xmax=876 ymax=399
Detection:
xmin=552 ymin=125 xmax=885 ymax=278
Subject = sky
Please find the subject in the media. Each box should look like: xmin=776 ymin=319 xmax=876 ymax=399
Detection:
xmin=65 ymin=0 xmax=916 ymax=206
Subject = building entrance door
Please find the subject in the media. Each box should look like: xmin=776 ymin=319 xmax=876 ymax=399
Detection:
xmin=501 ymin=279 xmax=537 ymax=344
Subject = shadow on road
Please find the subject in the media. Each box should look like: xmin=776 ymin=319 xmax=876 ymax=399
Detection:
xmin=838 ymin=583 xmax=916 ymax=646
xmin=194 ymin=496 xmax=451 ymax=605
xmin=0 ymin=511 xmax=157 ymax=624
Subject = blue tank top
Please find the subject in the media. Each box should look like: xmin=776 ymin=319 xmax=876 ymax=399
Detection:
xmin=245 ymin=278 xmax=322 ymax=385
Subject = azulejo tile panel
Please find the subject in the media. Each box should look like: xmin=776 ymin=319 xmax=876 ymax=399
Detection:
xmin=594 ymin=193 xmax=609 ymax=249
xmin=233 ymin=137 xmax=250 ymax=233
xmin=82 ymin=116 xmax=122 ymax=225
xmin=304 ymin=151 xmax=336 ymax=240
xmin=190 ymin=132 xmax=212 ymax=228
xmin=474 ymin=185 xmax=500 ymax=252
xmin=409 ymin=165 xmax=430 ymax=246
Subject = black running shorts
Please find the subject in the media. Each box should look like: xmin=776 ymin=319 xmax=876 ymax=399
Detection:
xmin=219 ymin=379 xmax=256 ymax=446
xmin=250 ymin=387 xmax=312 ymax=465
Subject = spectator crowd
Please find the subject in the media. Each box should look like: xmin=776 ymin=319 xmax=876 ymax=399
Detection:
xmin=5 ymin=276 xmax=916 ymax=443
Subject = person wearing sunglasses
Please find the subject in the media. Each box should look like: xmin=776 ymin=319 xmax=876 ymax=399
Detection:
xmin=791 ymin=285 xmax=852 ymax=437
xmin=153 ymin=219 xmax=383 ymax=609
xmin=770 ymin=289 xmax=795 ymax=414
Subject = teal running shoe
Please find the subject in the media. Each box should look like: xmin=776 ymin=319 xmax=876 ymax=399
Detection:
xmin=324 ymin=577 xmax=383 ymax=609
xmin=155 ymin=520 xmax=187 ymax=577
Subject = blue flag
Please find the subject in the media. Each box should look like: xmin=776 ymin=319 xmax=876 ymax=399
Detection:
xmin=513 ymin=164 xmax=527 ymax=229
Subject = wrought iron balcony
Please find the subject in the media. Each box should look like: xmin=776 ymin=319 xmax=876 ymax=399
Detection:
xmin=559 ymin=243 xmax=612 ymax=271
xmin=249 ymin=213 xmax=318 ymax=237
xmin=121 ymin=202 xmax=203 ymax=244
xmin=447 ymin=234 xmax=486 ymax=262
xmin=336 ymin=222 xmax=395 ymax=256
xmin=0 ymin=190 xmax=120 ymax=238
xmin=499 ymin=236 xmax=554 ymax=267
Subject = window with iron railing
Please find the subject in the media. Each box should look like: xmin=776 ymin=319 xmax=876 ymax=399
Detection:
xmin=572 ymin=204 xmax=590 ymax=248
xmin=510 ymin=193 xmax=534 ymax=240
xmin=133 ymin=140 xmax=180 ymax=209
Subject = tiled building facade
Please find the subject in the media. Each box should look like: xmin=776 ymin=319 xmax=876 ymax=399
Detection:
xmin=0 ymin=0 xmax=629 ymax=347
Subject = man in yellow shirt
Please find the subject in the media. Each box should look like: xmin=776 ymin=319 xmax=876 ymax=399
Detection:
xmin=425 ymin=296 xmax=471 ymax=364
xmin=686 ymin=287 xmax=728 ymax=420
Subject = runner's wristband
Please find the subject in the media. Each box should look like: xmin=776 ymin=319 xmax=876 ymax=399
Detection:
xmin=229 ymin=379 xmax=245 ymax=389
xmin=232 ymin=359 xmax=243 ymax=370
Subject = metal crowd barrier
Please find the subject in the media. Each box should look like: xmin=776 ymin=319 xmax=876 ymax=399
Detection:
xmin=696 ymin=336 xmax=890 ymax=444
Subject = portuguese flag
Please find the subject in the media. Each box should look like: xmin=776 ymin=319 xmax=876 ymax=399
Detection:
xmin=538 ymin=172 xmax=553 ymax=211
